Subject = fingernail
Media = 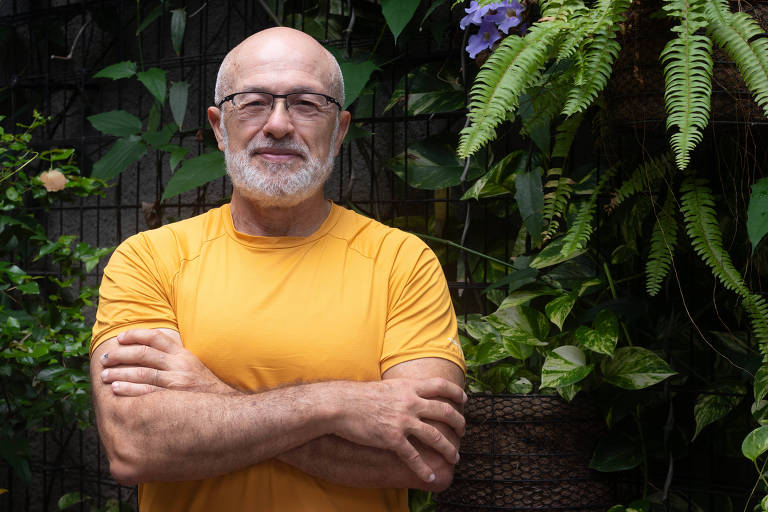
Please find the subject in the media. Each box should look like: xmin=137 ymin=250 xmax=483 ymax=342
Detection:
xmin=462 ymin=391 xmax=468 ymax=403
xmin=117 ymin=332 xmax=124 ymax=341
xmin=101 ymin=369 xmax=108 ymax=380
xmin=112 ymin=382 xmax=119 ymax=391
xmin=428 ymin=473 xmax=436 ymax=482
xmin=455 ymin=452 xmax=460 ymax=463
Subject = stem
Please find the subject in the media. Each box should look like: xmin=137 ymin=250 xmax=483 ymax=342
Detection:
xmin=136 ymin=0 xmax=144 ymax=71
xmin=0 ymin=151 xmax=39 ymax=185
xmin=415 ymin=233 xmax=515 ymax=269
xmin=634 ymin=406 xmax=648 ymax=500
xmin=603 ymin=262 xmax=633 ymax=346
xmin=744 ymin=456 xmax=768 ymax=512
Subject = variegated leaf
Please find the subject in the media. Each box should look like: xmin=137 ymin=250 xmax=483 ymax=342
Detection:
xmin=692 ymin=383 xmax=745 ymax=440
xmin=742 ymin=425 xmax=768 ymax=461
xmin=541 ymin=345 xmax=594 ymax=388
xmin=602 ymin=347 xmax=676 ymax=390
xmin=545 ymin=294 xmax=576 ymax=330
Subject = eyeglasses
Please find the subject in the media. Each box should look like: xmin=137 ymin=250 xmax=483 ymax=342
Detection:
xmin=217 ymin=91 xmax=342 ymax=123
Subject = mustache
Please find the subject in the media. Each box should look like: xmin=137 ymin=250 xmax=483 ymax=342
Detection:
xmin=246 ymin=136 xmax=310 ymax=158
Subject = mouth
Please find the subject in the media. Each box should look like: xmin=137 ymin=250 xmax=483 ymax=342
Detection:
xmin=252 ymin=147 xmax=304 ymax=163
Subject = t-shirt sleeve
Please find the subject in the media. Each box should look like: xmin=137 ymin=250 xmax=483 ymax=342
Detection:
xmin=90 ymin=232 xmax=178 ymax=356
xmin=380 ymin=235 xmax=466 ymax=375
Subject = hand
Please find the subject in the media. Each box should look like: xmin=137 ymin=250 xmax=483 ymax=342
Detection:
xmin=99 ymin=328 xmax=236 ymax=396
xmin=331 ymin=377 xmax=466 ymax=484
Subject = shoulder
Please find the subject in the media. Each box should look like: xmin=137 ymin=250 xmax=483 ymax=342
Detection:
xmin=109 ymin=206 xmax=227 ymax=273
xmin=329 ymin=205 xmax=432 ymax=264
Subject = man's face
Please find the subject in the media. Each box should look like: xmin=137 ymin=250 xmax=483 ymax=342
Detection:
xmin=210 ymin=40 xmax=349 ymax=206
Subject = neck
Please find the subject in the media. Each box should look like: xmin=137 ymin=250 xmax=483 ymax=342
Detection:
xmin=229 ymin=188 xmax=331 ymax=237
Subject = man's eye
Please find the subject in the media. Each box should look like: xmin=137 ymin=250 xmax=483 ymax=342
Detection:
xmin=243 ymin=100 xmax=269 ymax=108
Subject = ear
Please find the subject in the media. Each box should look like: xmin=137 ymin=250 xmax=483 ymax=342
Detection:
xmin=332 ymin=110 xmax=352 ymax=157
xmin=207 ymin=106 xmax=226 ymax=152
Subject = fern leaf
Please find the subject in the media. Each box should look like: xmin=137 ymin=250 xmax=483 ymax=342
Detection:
xmin=661 ymin=0 xmax=713 ymax=171
xmin=561 ymin=0 xmax=630 ymax=115
xmin=563 ymin=35 xmax=622 ymax=114
xmin=552 ymin=113 xmax=584 ymax=159
xmin=458 ymin=21 xmax=565 ymax=157
xmin=702 ymin=0 xmax=768 ymax=117
xmin=608 ymin=152 xmax=676 ymax=211
xmin=542 ymin=169 xmax=575 ymax=239
xmin=680 ymin=178 xmax=750 ymax=297
xmin=646 ymin=193 xmax=679 ymax=296
xmin=561 ymin=198 xmax=596 ymax=254
xmin=744 ymin=294 xmax=768 ymax=351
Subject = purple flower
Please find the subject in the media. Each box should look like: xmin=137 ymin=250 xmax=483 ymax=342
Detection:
xmin=460 ymin=1 xmax=494 ymax=30
xmin=466 ymin=19 xmax=502 ymax=58
xmin=486 ymin=0 xmax=526 ymax=34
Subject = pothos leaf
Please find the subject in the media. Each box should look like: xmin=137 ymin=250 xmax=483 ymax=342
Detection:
xmin=541 ymin=345 xmax=594 ymax=388
xmin=545 ymin=293 xmax=576 ymax=330
xmin=742 ymin=425 xmax=768 ymax=461
xmin=692 ymin=384 xmax=745 ymax=440
xmin=602 ymin=347 xmax=676 ymax=390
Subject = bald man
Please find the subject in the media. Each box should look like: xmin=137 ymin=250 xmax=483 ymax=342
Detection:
xmin=90 ymin=27 xmax=466 ymax=512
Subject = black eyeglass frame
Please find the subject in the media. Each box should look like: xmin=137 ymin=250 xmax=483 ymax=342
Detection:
xmin=216 ymin=91 xmax=343 ymax=111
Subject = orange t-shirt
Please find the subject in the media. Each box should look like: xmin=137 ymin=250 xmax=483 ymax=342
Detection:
xmin=91 ymin=202 xmax=465 ymax=512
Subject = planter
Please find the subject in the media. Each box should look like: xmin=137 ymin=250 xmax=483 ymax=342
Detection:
xmin=436 ymin=394 xmax=614 ymax=511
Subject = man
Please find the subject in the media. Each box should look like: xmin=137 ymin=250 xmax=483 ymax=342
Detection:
xmin=90 ymin=27 xmax=466 ymax=511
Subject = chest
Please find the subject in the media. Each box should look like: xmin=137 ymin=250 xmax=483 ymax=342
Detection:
xmin=172 ymin=240 xmax=389 ymax=389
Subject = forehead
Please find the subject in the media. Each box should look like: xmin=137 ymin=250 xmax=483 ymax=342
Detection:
xmin=230 ymin=42 xmax=331 ymax=94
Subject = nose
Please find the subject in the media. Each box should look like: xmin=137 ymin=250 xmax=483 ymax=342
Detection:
xmin=261 ymin=98 xmax=295 ymax=140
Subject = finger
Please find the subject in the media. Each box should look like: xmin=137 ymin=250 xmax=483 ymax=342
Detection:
xmin=101 ymin=367 xmax=162 ymax=386
xmin=117 ymin=328 xmax=182 ymax=354
xmin=419 ymin=400 xmax=466 ymax=437
xmin=100 ymin=344 xmax=167 ymax=370
xmin=407 ymin=422 xmax=460 ymax=465
xmin=110 ymin=380 xmax=160 ymax=397
xmin=415 ymin=377 xmax=467 ymax=406
xmin=395 ymin=439 xmax=437 ymax=483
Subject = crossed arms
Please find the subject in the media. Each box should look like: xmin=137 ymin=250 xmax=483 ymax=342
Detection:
xmin=90 ymin=328 xmax=466 ymax=491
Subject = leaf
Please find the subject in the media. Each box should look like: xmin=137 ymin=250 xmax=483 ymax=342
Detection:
xmin=462 ymin=150 xmax=528 ymax=200
xmin=93 ymin=60 xmax=136 ymax=80
xmin=343 ymin=123 xmax=372 ymax=143
xmin=92 ymin=136 xmax=147 ymax=181
xmin=748 ymin=177 xmax=768 ymax=253
xmin=590 ymin=432 xmax=642 ymax=472
xmin=326 ymin=50 xmax=378 ymax=109
xmin=602 ymin=347 xmax=676 ymax=390
xmin=58 ymin=491 xmax=86 ymax=510
xmin=137 ymin=68 xmax=167 ymax=105
xmin=576 ymin=309 xmax=619 ymax=356
xmin=143 ymin=124 xmax=176 ymax=148
xmin=384 ymin=64 xmax=464 ymax=115
xmin=158 ymin=144 xmax=189 ymax=173
xmin=381 ymin=0 xmax=420 ymax=42
xmin=162 ymin=151 xmax=225 ymax=199
xmin=755 ymin=365 xmax=768 ymax=402
xmin=470 ymin=339 xmax=510 ymax=366
xmin=742 ymin=425 xmax=768 ymax=461
xmin=545 ymin=293 xmax=576 ymax=330
xmin=136 ymin=4 xmax=164 ymax=34
xmin=515 ymin=168 xmax=543 ymax=247
xmin=541 ymin=345 xmax=594 ymax=388
xmin=530 ymin=236 xmax=586 ymax=268
xmin=692 ymin=384 xmax=745 ymax=440
xmin=388 ymin=136 xmax=485 ymax=190
xmin=87 ymin=110 xmax=142 ymax=137
xmin=170 ymin=8 xmax=186 ymax=55
xmin=169 ymin=81 xmax=190 ymax=130
xmin=17 ymin=281 xmax=39 ymax=295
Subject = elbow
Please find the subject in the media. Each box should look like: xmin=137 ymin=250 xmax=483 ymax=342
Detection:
xmin=102 ymin=436 xmax=148 ymax=485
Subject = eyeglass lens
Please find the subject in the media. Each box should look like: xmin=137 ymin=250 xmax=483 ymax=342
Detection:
xmin=231 ymin=92 xmax=332 ymax=122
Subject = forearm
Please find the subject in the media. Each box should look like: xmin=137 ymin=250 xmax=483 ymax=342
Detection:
xmin=94 ymin=381 xmax=336 ymax=484
xmin=277 ymin=433 xmax=455 ymax=492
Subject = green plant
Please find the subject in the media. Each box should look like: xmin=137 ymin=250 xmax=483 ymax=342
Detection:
xmin=0 ymin=112 xmax=110 ymax=487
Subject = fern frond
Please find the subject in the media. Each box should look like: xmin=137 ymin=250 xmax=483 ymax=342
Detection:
xmin=646 ymin=193 xmax=679 ymax=296
xmin=661 ymin=0 xmax=713 ymax=171
xmin=561 ymin=198 xmax=596 ymax=254
xmin=520 ymin=65 xmax=574 ymax=140
xmin=702 ymin=0 xmax=768 ymax=117
xmin=680 ymin=178 xmax=750 ymax=296
xmin=458 ymin=21 xmax=565 ymax=157
xmin=542 ymin=168 xmax=575 ymax=239
xmin=608 ymin=152 xmax=676 ymax=211
xmin=744 ymin=294 xmax=768 ymax=351
xmin=561 ymin=0 xmax=630 ymax=115
xmin=559 ymin=169 xmax=612 ymax=254
xmin=563 ymin=35 xmax=622 ymax=114
xmin=552 ymin=113 xmax=584 ymax=159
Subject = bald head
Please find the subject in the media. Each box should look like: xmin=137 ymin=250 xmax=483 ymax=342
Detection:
xmin=214 ymin=27 xmax=344 ymax=108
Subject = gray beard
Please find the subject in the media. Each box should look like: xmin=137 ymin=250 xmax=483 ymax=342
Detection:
xmin=223 ymin=123 xmax=338 ymax=207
